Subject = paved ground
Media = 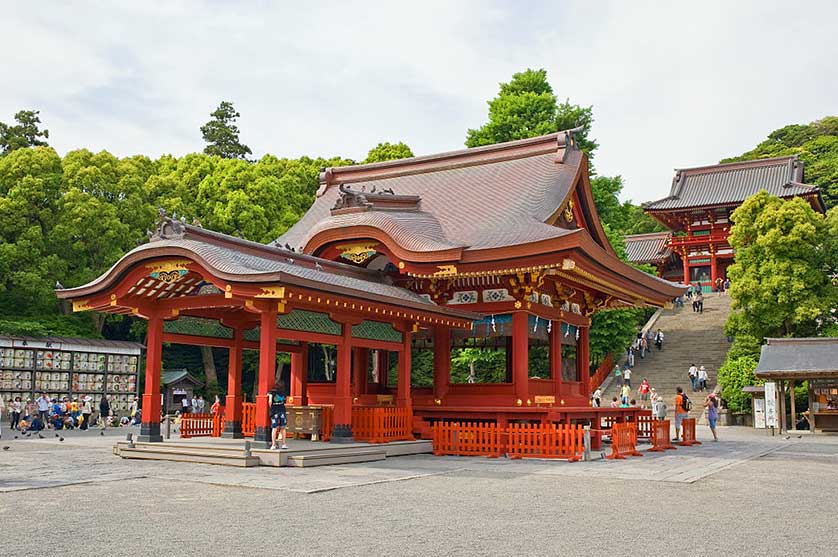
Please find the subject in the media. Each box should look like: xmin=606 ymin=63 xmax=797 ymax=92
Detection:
xmin=1 ymin=425 xmax=836 ymax=555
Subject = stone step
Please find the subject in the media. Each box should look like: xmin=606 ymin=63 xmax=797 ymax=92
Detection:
xmin=118 ymin=446 xmax=259 ymax=467
xmin=286 ymin=448 xmax=386 ymax=467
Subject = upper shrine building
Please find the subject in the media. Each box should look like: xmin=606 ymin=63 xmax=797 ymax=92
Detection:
xmin=626 ymin=155 xmax=825 ymax=288
xmin=58 ymin=129 xmax=682 ymax=445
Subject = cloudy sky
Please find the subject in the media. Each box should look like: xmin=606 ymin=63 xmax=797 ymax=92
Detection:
xmin=2 ymin=1 xmax=836 ymax=203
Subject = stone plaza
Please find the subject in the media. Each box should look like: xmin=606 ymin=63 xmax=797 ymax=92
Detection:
xmin=1 ymin=425 xmax=836 ymax=556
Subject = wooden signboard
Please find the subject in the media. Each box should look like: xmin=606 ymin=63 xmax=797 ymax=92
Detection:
xmin=534 ymin=395 xmax=555 ymax=406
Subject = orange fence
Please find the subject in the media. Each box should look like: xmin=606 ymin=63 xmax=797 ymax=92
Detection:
xmin=352 ymin=406 xmax=413 ymax=443
xmin=648 ymin=419 xmax=676 ymax=452
xmin=320 ymin=405 xmax=333 ymax=442
xmin=180 ymin=413 xmax=216 ymax=438
xmin=507 ymin=423 xmax=584 ymax=461
xmin=432 ymin=421 xmax=503 ymax=457
xmin=607 ymin=422 xmax=642 ymax=460
xmin=242 ymin=402 xmax=256 ymax=437
xmin=678 ymin=418 xmax=702 ymax=447
xmin=590 ymin=353 xmax=614 ymax=393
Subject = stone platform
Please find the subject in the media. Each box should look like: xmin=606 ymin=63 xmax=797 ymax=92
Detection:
xmin=113 ymin=437 xmax=432 ymax=467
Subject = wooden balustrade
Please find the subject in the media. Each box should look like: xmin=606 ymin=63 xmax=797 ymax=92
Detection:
xmin=590 ymin=353 xmax=614 ymax=393
xmin=352 ymin=406 xmax=413 ymax=443
xmin=507 ymin=423 xmax=584 ymax=461
xmin=180 ymin=413 xmax=216 ymax=438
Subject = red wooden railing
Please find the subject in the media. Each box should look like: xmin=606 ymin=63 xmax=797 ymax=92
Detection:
xmin=352 ymin=406 xmax=413 ymax=443
xmin=506 ymin=423 xmax=584 ymax=461
xmin=607 ymin=422 xmax=642 ymax=459
xmin=180 ymin=413 xmax=216 ymax=438
xmin=242 ymin=402 xmax=256 ymax=437
xmin=432 ymin=421 xmax=585 ymax=461
xmin=432 ymin=421 xmax=503 ymax=457
xmin=590 ymin=353 xmax=614 ymax=393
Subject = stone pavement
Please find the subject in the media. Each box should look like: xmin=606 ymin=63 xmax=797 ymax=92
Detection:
xmin=1 ymin=425 xmax=837 ymax=555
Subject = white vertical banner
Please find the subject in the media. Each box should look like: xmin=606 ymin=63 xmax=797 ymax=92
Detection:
xmin=764 ymin=381 xmax=777 ymax=428
xmin=753 ymin=397 xmax=766 ymax=429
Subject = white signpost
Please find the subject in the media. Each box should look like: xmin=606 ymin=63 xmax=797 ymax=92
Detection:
xmin=764 ymin=381 xmax=778 ymax=430
xmin=754 ymin=397 xmax=766 ymax=429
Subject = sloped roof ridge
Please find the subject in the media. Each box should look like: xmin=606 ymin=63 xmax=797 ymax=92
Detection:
xmin=317 ymin=128 xmax=582 ymax=194
xmin=676 ymin=154 xmax=798 ymax=176
xmin=624 ymin=231 xmax=671 ymax=240
xmin=176 ymin=224 xmax=390 ymax=283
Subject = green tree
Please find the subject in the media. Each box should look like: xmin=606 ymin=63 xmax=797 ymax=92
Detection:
xmin=465 ymin=68 xmax=597 ymax=157
xmin=726 ymin=192 xmax=835 ymax=339
xmin=0 ymin=110 xmax=50 ymax=155
xmin=364 ymin=142 xmax=414 ymax=163
xmin=200 ymin=101 xmax=252 ymax=160
xmin=722 ymin=116 xmax=838 ymax=209
xmin=717 ymin=355 xmax=759 ymax=413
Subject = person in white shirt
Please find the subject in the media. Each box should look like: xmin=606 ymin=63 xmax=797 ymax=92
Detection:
xmin=592 ymin=388 xmax=602 ymax=407
xmin=623 ymin=367 xmax=632 ymax=388
xmin=688 ymin=364 xmax=698 ymax=392
xmin=698 ymin=366 xmax=708 ymax=392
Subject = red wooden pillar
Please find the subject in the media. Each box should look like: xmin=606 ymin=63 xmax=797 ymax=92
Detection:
xmin=139 ymin=313 xmax=164 ymax=442
xmin=290 ymin=342 xmax=308 ymax=406
xmin=710 ymin=253 xmax=718 ymax=285
xmin=332 ymin=322 xmax=354 ymax=442
xmin=223 ymin=327 xmax=244 ymax=438
xmin=253 ymin=306 xmax=277 ymax=447
xmin=352 ymin=347 xmax=369 ymax=399
xmin=682 ymin=254 xmax=690 ymax=285
xmin=578 ymin=326 xmax=591 ymax=400
xmin=512 ymin=311 xmax=529 ymax=403
xmin=397 ymin=325 xmax=413 ymax=409
xmin=550 ymin=320 xmax=562 ymax=400
xmin=433 ymin=325 xmax=451 ymax=401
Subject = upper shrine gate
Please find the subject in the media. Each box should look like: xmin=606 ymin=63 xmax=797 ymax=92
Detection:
xmin=58 ymin=129 xmax=683 ymax=445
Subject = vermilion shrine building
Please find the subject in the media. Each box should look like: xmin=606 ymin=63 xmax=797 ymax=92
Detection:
xmin=58 ymin=130 xmax=682 ymax=446
xmin=627 ymin=156 xmax=824 ymax=287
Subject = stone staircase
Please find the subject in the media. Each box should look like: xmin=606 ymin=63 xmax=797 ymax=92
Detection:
xmin=601 ymin=295 xmax=732 ymax=419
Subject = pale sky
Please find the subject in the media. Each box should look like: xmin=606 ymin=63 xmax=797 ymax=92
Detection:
xmin=2 ymin=1 xmax=836 ymax=203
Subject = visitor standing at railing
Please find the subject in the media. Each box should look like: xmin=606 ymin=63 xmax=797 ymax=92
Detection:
xmin=592 ymin=387 xmax=602 ymax=408
xmin=268 ymin=380 xmax=288 ymax=450
xmin=673 ymin=387 xmax=690 ymax=441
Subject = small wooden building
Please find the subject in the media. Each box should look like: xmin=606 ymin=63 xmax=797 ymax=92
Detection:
xmin=755 ymin=337 xmax=838 ymax=433
xmin=162 ymin=369 xmax=202 ymax=414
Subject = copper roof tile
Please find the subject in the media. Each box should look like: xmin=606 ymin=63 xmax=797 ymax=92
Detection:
xmin=624 ymin=232 xmax=672 ymax=264
xmin=645 ymin=156 xmax=818 ymax=211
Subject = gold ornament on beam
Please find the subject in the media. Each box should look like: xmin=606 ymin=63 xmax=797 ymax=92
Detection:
xmin=563 ymin=199 xmax=575 ymax=222
xmin=432 ymin=264 xmax=458 ymax=277
xmin=336 ymin=242 xmax=379 ymax=264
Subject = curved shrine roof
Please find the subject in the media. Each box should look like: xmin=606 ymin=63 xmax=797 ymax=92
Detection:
xmin=56 ymin=221 xmax=479 ymax=322
xmin=645 ymin=156 xmax=820 ymax=211
xmin=624 ymin=232 xmax=673 ymax=264
xmin=278 ymin=132 xmax=588 ymax=254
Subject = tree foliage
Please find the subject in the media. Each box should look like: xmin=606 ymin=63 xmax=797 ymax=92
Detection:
xmin=717 ymin=355 xmax=759 ymax=413
xmin=0 ymin=110 xmax=50 ymax=155
xmin=722 ymin=116 xmax=838 ymax=209
xmin=363 ymin=142 xmax=414 ymax=163
xmin=466 ymin=68 xmax=598 ymax=157
xmin=726 ymin=192 xmax=836 ymax=339
xmin=200 ymin=101 xmax=252 ymax=160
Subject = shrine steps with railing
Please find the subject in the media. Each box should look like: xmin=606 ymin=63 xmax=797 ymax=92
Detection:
xmin=601 ymin=295 xmax=732 ymax=420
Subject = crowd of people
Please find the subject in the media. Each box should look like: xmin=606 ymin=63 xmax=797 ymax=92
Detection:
xmin=0 ymin=393 xmax=140 ymax=438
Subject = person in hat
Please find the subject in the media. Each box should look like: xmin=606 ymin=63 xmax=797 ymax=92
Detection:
xmin=704 ymin=393 xmax=719 ymax=441
xmin=80 ymin=396 xmax=93 ymax=430
xmin=698 ymin=366 xmax=708 ymax=392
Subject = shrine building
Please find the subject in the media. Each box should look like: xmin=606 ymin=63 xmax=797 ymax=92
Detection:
xmin=627 ymin=156 xmax=825 ymax=288
xmin=57 ymin=129 xmax=683 ymax=446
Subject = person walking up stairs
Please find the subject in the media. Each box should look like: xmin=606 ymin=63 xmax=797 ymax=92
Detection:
xmin=599 ymin=294 xmax=732 ymax=422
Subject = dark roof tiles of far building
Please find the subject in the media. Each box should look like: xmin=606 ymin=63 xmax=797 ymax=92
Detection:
xmin=644 ymin=155 xmax=820 ymax=211
xmin=755 ymin=337 xmax=838 ymax=378
xmin=277 ymin=131 xmax=587 ymax=253
xmin=623 ymin=232 xmax=672 ymax=264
